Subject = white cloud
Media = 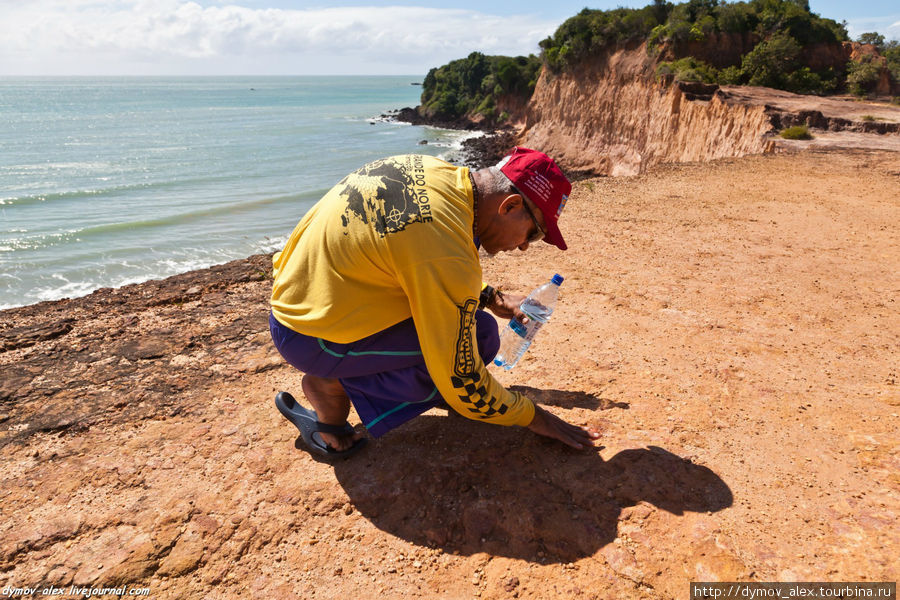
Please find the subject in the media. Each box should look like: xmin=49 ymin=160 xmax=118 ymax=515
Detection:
xmin=843 ymin=13 xmax=900 ymax=41
xmin=0 ymin=1 xmax=555 ymax=75
xmin=888 ymin=19 xmax=900 ymax=39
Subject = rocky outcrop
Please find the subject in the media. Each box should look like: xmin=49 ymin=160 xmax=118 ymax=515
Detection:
xmin=0 ymin=255 xmax=276 ymax=448
xmin=519 ymin=43 xmax=900 ymax=176
xmin=458 ymin=129 xmax=518 ymax=168
xmin=389 ymin=90 xmax=531 ymax=133
xmin=717 ymin=84 xmax=900 ymax=135
xmin=385 ymin=107 xmax=483 ymax=131
xmin=520 ymin=46 xmax=775 ymax=176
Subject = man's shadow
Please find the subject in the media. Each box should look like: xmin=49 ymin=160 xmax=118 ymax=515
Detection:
xmin=507 ymin=385 xmax=630 ymax=411
xmin=333 ymin=409 xmax=731 ymax=563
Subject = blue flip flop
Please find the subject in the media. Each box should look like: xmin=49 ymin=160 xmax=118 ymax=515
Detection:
xmin=274 ymin=391 xmax=367 ymax=459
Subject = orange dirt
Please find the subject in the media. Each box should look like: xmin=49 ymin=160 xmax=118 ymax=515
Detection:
xmin=1 ymin=147 xmax=898 ymax=599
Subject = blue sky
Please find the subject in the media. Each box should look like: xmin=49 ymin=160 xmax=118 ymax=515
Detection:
xmin=1 ymin=0 xmax=897 ymax=76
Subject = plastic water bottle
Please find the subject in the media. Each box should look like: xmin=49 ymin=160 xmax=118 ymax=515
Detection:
xmin=493 ymin=274 xmax=564 ymax=370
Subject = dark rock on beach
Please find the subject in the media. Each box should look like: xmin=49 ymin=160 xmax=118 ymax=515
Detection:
xmin=381 ymin=107 xmax=519 ymax=169
xmin=458 ymin=129 xmax=518 ymax=169
xmin=385 ymin=106 xmax=482 ymax=131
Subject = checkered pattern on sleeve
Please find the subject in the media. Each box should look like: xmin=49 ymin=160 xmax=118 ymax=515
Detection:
xmin=450 ymin=371 xmax=509 ymax=419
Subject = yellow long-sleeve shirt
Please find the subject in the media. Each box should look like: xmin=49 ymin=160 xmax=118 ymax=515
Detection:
xmin=270 ymin=154 xmax=534 ymax=427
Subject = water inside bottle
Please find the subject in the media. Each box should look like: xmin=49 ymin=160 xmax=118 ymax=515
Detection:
xmin=521 ymin=300 xmax=552 ymax=322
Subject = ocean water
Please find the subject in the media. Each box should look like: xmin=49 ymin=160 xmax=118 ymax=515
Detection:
xmin=0 ymin=76 xmax=476 ymax=309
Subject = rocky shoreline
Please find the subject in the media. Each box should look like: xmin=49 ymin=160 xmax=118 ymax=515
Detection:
xmin=383 ymin=107 xmax=519 ymax=169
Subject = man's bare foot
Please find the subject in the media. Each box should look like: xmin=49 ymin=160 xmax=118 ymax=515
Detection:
xmin=301 ymin=374 xmax=365 ymax=451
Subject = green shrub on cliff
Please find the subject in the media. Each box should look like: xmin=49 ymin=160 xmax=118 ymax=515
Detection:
xmin=655 ymin=32 xmax=838 ymax=93
xmin=871 ymin=38 xmax=900 ymax=86
xmin=755 ymin=0 xmax=846 ymax=45
xmin=715 ymin=2 xmax=756 ymax=33
xmin=540 ymin=3 xmax=667 ymax=71
xmin=740 ymin=32 xmax=801 ymax=87
xmin=857 ymin=32 xmax=885 ymax=49
xmin=718 ymin=65 xmax=744 ymax=84
xmin=786 ymin=67 xmax=840 ymax=94
xmin=420 ymin=52 xmax=541 ymax=122
xmin=684 ymin=31 xmax=837 ymax=93
xmin=540 ymin=0 xmax=850 ymax=95
xmin=846 ymin=56 xmax=882 ymax=97
xmin=647 ymin=0 xmax=719 ymax=50
xmin=657 ymin=57 xmax=719 ymax=83
xmin=857 ymin=32 xmax=900 ymax=84
xmin=855 ymin=33 xmax=900 ymax=95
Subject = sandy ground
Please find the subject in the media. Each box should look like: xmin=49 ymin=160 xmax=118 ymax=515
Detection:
xmin=721 ymin=87 xmax=900 ymax=125
xmin=1 ymin=147 xmax=898 ymax=599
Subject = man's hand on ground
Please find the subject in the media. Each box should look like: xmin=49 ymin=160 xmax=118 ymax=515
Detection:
xmin=526 ymin=405 xmax=600 ymax=449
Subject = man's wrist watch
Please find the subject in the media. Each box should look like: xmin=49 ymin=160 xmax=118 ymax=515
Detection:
xmin=478 ymin=285 xmax=497 ymax=310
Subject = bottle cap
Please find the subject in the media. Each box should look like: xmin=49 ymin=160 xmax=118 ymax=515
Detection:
xmin=551 ymin=274 xmax=564 ymax=285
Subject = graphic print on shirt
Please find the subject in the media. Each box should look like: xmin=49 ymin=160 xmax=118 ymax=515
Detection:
xmin=450 ymin=299 xmax=507 ymax=420
xmin=338 ymin=155 xmax=434 ymax=237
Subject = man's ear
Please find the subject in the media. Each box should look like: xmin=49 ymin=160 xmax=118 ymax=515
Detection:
xmin=499 ymin=193 xmax=524 ymax=215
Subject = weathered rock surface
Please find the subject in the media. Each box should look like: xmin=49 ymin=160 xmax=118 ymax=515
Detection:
xmin=2 ymin=149 xmax=898 ymax=598
xmin=0 ymin=255 xmax=275 ymax=446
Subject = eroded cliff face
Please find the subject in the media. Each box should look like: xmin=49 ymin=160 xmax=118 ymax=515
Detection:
xmin=519 ymin=42 xmax=900 ymax=177
xmin=520 ymin=45 xmax=775 ymax=176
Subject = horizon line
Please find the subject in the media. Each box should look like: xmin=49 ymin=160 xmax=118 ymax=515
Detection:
xmin=0 ymin=74 xmax=428 ymax=78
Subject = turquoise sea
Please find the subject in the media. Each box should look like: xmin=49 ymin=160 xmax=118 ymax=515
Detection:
xmin=0 ymin=76 xmax=476 ymax=309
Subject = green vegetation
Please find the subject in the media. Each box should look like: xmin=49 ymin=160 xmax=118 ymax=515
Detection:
xmin=846 ymin=56 xmax=882 ymax=97
xmin=739 ymin=32 xmax=840 ymax=93
xmin=539 ymin=3 xmax=666 ymax=69
xmin=780 ymin=124 xmax=812 ymax=139
xmin=858 ymin=32 xmax=885 ymax=47
xmin=419 ymin=52 xmax=541 ymax=122
xmin=657 ymin=56 xmax=719 ymax=83
xmin=538 ymin=0 xmax=860 ymax=95
xmin=888 ymin=46 xmax=900 ymax=84
xmin=857 ymin=32 xmax=900 ymax=90
xmin=655 ymin=29 xmax=842 ymax=94
xmin=540 ymin=1 xmax=848 ymax=67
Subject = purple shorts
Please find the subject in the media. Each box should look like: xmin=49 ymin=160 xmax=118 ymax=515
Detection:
xmin=269 ymin=311 xmax=500 ymax=438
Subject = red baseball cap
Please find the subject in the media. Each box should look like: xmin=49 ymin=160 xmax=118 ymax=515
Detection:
xmin=498 ymin=146 xmax=572 ymax=250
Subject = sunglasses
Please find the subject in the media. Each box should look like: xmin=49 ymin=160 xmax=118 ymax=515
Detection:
xmin=516 ymin=189 xmax=546 ymax=244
